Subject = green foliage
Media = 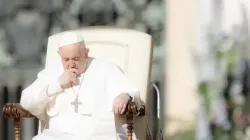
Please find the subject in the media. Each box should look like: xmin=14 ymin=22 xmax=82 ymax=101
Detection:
xmin=198 ymin=82 xmax=212 ymax=120
xmin=167 ymin=129 xmax=195 ymax=140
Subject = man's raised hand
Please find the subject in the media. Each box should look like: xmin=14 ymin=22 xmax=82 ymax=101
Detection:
xmin=58 ymin=69 xmax=79 ymax=89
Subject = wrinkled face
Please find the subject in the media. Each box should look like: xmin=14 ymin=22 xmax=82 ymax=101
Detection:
xmin=58 ymin=42 xmax=89 ymax=75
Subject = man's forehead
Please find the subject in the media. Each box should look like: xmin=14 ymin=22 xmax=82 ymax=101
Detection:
xmin=59 ymin=46 xmax=82 ymax=58
xmin=58 ymin=43 xmax=84 ymax=58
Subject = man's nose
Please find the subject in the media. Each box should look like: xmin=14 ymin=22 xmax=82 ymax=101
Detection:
xmin=69 ymin=61 xmax=76 ymax=68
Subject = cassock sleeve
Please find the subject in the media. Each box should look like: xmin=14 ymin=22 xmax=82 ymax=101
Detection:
xmin=105 ymin=64 xmax=143 ymax=110
xmin=20 ymin=69 xmax=63 ymax=119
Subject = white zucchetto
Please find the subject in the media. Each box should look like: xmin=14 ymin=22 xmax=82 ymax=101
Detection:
xmin=53 ymin=30 xmax=85 ymax=48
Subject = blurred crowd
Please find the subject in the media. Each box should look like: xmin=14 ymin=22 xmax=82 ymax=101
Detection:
xmin=0 ymin=0 xmax=165 ymax=88
xmin=196 ymin=0 xmax=250 ymax=139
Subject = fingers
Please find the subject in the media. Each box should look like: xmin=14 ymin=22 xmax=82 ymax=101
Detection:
xmin=67 ymin=73 xmax=78 ymax=86
xmin=113 ymin=94 xmax=132 ymax=115
xmin=113 ymin=103 xmax=118 ymax=115
xmin=70 ymin=77 xmax=79 ymax=85
xmin=120 ymin=103 xmax=127 ymax=114
xmin=113 ymin=101 xmax=119 ymax=115
xmin=68 ymin=68 xmax=78 ymax=74
xmin=113 ymin=101 xmax=127 ymax=115
xmin=67 ymin=69 xmax=79 ymax=86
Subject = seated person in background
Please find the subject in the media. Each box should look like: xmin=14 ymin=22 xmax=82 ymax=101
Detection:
xmin=20 ymin=31 xmax=141 ymax=140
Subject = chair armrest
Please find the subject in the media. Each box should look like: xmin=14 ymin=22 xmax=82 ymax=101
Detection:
xmin=2 ymin=102 xmax=145 ymax=140
xmin=123 ymin=101 xmax=145 ymax=116
xmin=3 ymin=103 xmax=34 ymax=119
xmin=123 ymin=101 xmax=145 ymax=140
xmin=3 ymin=103 xmax=34 ymax=140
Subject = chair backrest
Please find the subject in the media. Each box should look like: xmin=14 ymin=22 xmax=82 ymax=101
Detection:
xmin=43 ymin=26 xmax=154 ymax=138
xmin=46 ymin=26 xmax=153 ymax=107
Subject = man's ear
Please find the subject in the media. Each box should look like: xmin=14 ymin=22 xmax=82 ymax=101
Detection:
xmin=57 ymin=50 xmax=62 ymax=57
xmin=84 ymin=48 xmax=89 ymax=58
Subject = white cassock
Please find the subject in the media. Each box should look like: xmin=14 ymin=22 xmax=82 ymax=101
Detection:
xmin=20 ymin=57 xmax=142 ymax=140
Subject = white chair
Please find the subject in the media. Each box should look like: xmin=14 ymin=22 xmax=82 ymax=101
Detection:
xmin=3 ymin=26 xmax=157 ymax=140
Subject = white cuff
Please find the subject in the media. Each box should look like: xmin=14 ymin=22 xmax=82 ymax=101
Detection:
xmin=46 ymin=80 xmax=63 ymax=97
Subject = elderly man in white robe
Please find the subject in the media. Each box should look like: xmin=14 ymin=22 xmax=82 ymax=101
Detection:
xmin=20 ymin=31 xmax=141 ymax=140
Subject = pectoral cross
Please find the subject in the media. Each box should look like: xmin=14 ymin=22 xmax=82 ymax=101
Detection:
xmin=71 ymin=96 xmax=82 ymax=113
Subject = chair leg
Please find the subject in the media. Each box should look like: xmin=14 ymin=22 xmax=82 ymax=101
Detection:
xmin=127 ymin=114 xmax=133 ymax=140
xmin=127 ymin=123 xmax=133 ymax=140
xmin=14 ymin=117 xmax=22 ymax=140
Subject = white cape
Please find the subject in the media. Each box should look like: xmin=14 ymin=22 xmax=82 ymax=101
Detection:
xmin=21 ymin=57 xmax=143 ymax=140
